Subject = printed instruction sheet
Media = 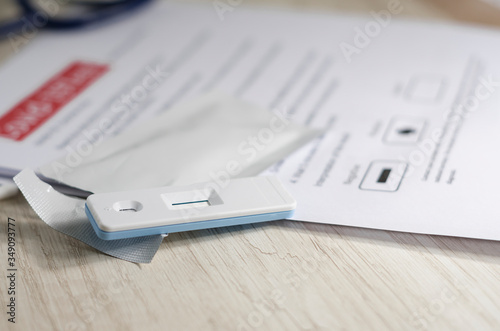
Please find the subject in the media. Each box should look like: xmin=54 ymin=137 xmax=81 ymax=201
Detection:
xmin=1 ymin=1 xmax=500 ymax=239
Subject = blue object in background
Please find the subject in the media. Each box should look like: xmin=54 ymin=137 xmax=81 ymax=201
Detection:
xmin=0 ymin=0 xmax=153 ymax=39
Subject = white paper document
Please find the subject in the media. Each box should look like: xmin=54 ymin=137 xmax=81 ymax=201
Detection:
xmin=2 ymin=1 xmax=500 ymax=240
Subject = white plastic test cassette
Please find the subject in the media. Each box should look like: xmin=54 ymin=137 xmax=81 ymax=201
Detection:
xmin=85 ymin=176 xmax=296 ymax=240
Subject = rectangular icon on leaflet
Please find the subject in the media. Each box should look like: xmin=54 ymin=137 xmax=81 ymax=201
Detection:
xmin=360 ymin=161 xmax=407 ymax=192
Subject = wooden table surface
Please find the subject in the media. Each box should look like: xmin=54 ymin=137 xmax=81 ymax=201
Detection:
xmin=2 ymin=0 xmax=500 ymax=330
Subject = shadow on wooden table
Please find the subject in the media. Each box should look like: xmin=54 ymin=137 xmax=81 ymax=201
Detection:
xmin=12 ymin=189 xmax=500 ymax=267
xmin=162 ymin=219 xmax=500 ymax=263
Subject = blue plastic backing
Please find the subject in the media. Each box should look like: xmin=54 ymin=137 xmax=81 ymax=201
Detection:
xmin=85 ymin=204 xmax=294 ymax=240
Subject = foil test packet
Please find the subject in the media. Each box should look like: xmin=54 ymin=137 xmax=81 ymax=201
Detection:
xmin=16 ymin=93 xmax=321 ymax=262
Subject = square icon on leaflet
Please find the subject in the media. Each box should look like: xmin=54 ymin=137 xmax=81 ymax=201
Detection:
xmin=359 ymin=161 xmax=407 ymax=192
xmin=384 ymin=117 xmax=426 ymax=145
xmin=404 ymin=75 xmax=446 ymax=104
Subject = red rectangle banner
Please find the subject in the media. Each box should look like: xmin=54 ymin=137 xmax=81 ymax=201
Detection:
xmin=0 ymin=61 xmax=109 ymax=141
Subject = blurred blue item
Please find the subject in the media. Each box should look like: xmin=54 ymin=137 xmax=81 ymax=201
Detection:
xmin=0 ymin=0 xmax=153 ymax=38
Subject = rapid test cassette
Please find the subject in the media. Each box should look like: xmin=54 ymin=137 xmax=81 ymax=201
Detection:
xmin=85 ymin=176 xmax=296 ymax=240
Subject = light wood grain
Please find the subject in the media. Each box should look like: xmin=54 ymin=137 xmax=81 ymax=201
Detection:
xmin=2 ymin=1 xmax=500 ymax=330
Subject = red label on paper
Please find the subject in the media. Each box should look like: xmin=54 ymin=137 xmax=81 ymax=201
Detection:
xmin=0 ymin=61 xmax=109 ymax=141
